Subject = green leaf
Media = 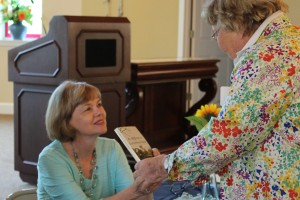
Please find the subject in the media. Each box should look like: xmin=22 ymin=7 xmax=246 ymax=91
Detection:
xmin=185 ymin=116 xmax=208 ymax=131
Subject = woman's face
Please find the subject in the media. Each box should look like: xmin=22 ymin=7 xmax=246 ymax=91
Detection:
xmin=215 ymin=28 xmax=249 ymax=59
xmin=69 ymin=97 xmax=107 ymax=137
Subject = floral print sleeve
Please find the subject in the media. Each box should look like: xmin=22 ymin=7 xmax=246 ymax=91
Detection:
xmin=167 ymin=14 xmax=300 ymax=199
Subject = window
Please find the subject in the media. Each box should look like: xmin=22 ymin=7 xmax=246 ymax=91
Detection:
xmin=2 ymin=0 xmax=42 ymax=39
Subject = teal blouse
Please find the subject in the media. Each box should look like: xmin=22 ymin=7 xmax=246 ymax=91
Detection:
xmin=37 ymin=137 xmax=134 ymax=200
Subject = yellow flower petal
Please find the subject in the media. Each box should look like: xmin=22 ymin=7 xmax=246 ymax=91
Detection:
xmin=194 ymin=104 xmax=220 ymax=119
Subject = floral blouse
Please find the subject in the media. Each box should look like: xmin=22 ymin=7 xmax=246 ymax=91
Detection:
xmin=167 ymin=14 xmax=300 ymax=200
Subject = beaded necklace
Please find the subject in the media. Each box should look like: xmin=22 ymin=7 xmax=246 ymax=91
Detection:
xmin=72 ymin=143 xmax=98 ymax=198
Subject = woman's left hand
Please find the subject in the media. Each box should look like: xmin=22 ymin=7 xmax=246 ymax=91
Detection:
xmin=133 ymin=155 xmax=168 ymax=194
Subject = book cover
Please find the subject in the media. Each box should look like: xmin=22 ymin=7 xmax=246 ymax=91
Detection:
xmin=114 ymin=126 xmax=153 ymax=162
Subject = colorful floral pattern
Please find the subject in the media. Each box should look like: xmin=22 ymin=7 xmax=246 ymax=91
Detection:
xmin=167 ymin=14 xmax=300 ymax=199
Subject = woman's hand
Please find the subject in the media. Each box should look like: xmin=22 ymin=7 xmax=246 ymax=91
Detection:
xmin=133 ymin=155 xmax=168 ymax=194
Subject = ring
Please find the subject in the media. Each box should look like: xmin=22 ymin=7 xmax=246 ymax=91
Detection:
xmin=145 ymin=188 xmax=150 ymax=193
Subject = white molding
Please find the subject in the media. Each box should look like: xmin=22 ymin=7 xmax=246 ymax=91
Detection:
xmin=177 ymin=0 xmax=192 ymax=58
xmin=0 ymin=103 xmax=14 ymax=115
xmin=0 ymin=39 xmax=29 ymax=47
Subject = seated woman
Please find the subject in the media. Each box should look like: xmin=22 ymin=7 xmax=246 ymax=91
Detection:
xmin=37 ymin=80 xmax=151 ymax=200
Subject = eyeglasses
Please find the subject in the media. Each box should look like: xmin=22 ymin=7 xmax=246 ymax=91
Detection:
xmin=211 ymin=27 xmax=220 ymax=40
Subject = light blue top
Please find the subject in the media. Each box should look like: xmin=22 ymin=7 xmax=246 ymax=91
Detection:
xmin=37 ymin=137 xmax=134 ymax=200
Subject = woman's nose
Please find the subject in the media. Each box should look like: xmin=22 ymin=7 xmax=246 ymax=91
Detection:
xmin=94 ymin=106 xmax=105 ymax=116
xmin=94 ymin=106 xmax=101 ymax=116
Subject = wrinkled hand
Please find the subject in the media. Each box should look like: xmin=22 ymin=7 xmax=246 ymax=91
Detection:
xmin=133 ymin=155 xmax=168 ymax=193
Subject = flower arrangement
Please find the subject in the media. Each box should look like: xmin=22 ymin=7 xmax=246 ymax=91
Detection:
xmin=185 ymin=104 xmax=221 ymax=131
xmin=0 ymin=0 xmax=34 ymax=24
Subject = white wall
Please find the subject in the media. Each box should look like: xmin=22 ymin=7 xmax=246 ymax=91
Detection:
xmin=286 ymin=0 xmax=300 ymax=25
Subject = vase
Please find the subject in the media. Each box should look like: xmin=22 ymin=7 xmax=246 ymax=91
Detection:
xmin=9 ymin=21 xmax=27 ymax=40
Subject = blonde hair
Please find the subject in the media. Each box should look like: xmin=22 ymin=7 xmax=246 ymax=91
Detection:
xmin=203 ymin=0 xmax=288 ymax=35
xmin=45 ymin=80 xmax=101 ymax=142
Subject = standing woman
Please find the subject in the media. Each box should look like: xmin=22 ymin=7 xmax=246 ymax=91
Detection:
xmin=37 ymin=80 xmax=151 ymax=199
xmin=134 ymin=0 xmax=300 ymax=199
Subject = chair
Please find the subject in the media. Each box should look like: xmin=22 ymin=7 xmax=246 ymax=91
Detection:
xmin=6 ymin=188 xmax=37 ymax=200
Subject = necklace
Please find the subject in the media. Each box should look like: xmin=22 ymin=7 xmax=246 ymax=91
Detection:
xmin=71 ymin=143 xmax=98 ymax=198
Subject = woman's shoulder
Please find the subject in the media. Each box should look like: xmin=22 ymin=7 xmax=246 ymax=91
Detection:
xmin=38 ymin=140 xmax=66 ymax=160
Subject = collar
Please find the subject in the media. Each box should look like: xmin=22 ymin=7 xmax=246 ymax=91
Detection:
xmin=234 ymin=11 xmax=284 ymax=65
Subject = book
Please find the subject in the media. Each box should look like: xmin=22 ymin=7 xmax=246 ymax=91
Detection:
xmin=114 ymin=126 xmax=153 ymax=162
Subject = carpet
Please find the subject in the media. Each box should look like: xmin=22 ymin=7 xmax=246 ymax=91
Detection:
xmin=0 ymin=115 xmax=36 ymax=200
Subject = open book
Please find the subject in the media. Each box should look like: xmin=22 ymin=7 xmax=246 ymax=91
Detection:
xmin=114 ymin=126 xmax=153 ymax=162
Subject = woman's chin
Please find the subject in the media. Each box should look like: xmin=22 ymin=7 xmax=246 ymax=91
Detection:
xmin=98 ymin=128 xmax=108 ymax=136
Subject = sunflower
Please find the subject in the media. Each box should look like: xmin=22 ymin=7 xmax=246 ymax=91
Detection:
xmin=195 ymin=104 xmax=221 ymax=121
xmin=185 ymin=103 xmax=221 ymax=132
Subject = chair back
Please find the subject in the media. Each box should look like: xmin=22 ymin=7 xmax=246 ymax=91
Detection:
xmin=6 ymin=188 xmax=37 ymax=200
